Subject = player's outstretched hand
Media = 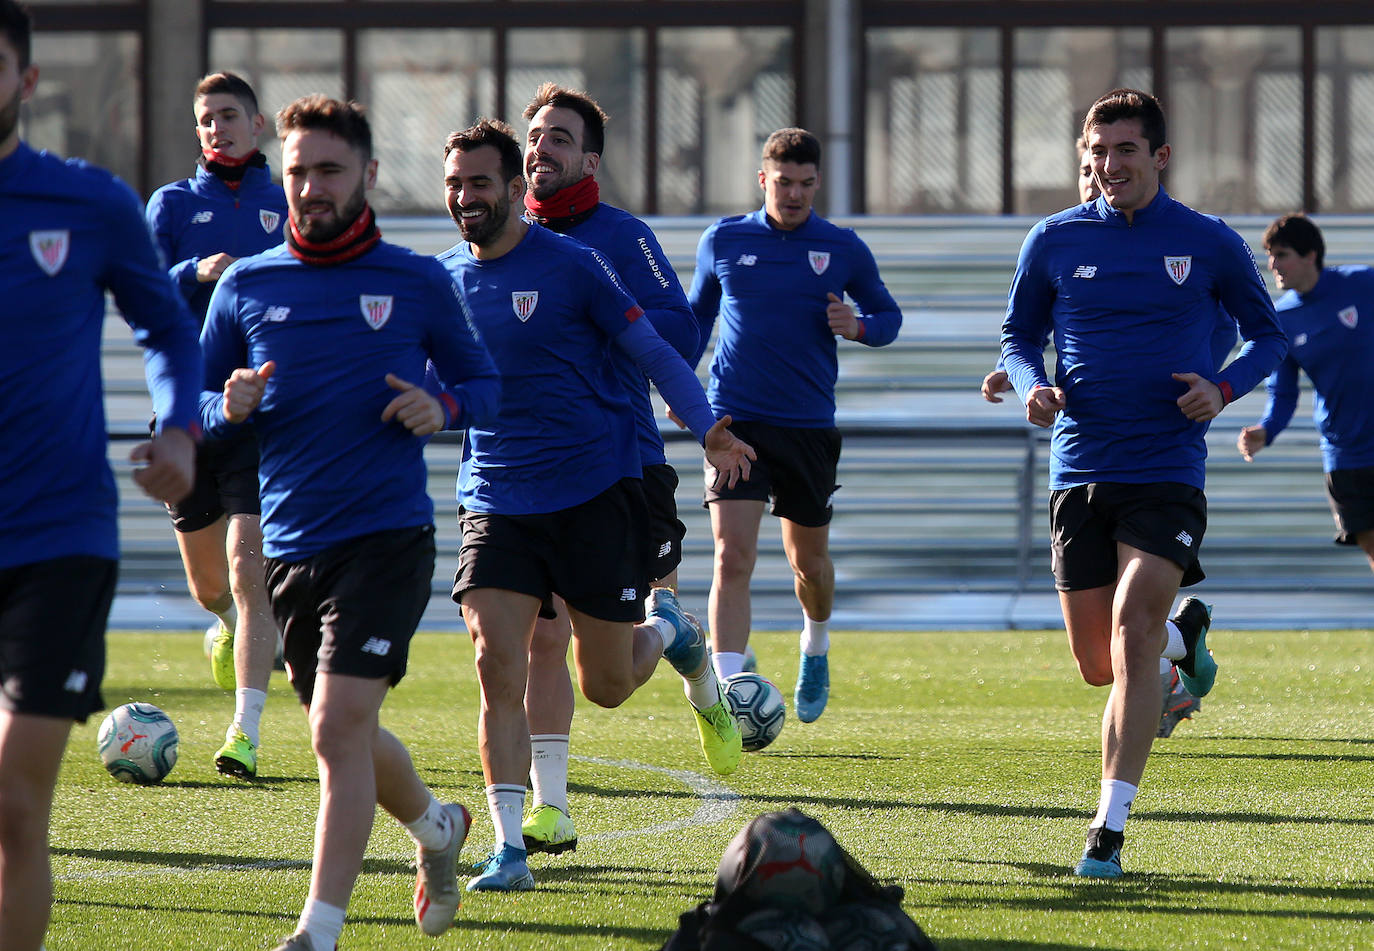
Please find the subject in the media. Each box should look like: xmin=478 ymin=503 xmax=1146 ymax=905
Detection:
xmin=704 ymin=415 xmax=756 ymax=489
xmin=981 ymin=368 xmax=1012 ymax=403
xmin=825 ymin=292 xmax=861 ymax=340
xmin=130 ymin=425 xmax=196 ymax=504
xmin=1237 ymin=424 xmax=1268 ymax=461
xmin=223 ymin=360 xmax=275 ymax=423
xmin=381 ymin=373 xmax=445 ymax=436
xmin=1173 ymin=372 xmax=1224 ymax=422
xmin=1025 ymin=385 xmax=1066 ymax=428
xmin=196 ymin=252 xmax=238 ymax=284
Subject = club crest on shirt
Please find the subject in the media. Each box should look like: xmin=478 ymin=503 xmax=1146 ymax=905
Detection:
xmin=512 ymin=291 xmax=539 ymax=322
xmin=1339 ymin=306 xmax=1358 ymax=329
xmin=1164 ymin=255 xmax=1192 ymax=285
xmin=29 ymin=230 xmax=70 ymax=276
xmin=360 ymin=294 xmax=393 ymax=330
xmin=260 ymin=209 xmax=282 ymax=234
xmin=808 ymin=250 xmax=831 ymax=275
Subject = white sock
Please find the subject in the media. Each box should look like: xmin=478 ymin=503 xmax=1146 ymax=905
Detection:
xmin=231 ymin=687 xmax=267 ymax=747
xmin=1162 ymin=620 xmax=1186 ymax=660
xmin=1090 ymin=779 xmax=1138 ymax=833
xmin=529 ymin=734 xmax=570 ymax=815
xmin=486 ymin=784 xmax=526 ymax=852
xmin=1159 ymin=656 xmax=1174 ymax=677
xmin=216 ymin=603 xmax=238 ymax=634
xmin=713 ymin=651 xmax=746 ymax=681
xmin=800 ymin=616 xmax=830 ymax=656
xmin=402 ymin=794 xmax=453 ymax=851
xmin=684 ymin=660 xmax=723 ymax=710
xmin=645 ymin=615 xmax=675 ymax=654
xmin=297 ymin=897 xmax=345 ymax=951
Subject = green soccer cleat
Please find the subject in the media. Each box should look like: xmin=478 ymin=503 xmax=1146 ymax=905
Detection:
xmin=209 ymin=620 xmax=235 ymax=691
xmin=214 ymin=729 xmax=257 ymax=780
xmin=522 ymin=804 xmax=578 ymax=855
xmin=693 ymin=681 xmax=743 ymax=776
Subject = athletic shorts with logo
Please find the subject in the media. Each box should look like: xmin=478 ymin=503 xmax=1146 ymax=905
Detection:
xmin=1050 ymin=482 xmax=1207 ymax=591
xmin=703 ymin=419 xmax=841 ymax=528
xmin=165 ymin=428 xmax=262 ymax=532
xmin=0 ymin=555 xmax=115 ymax=721
xmin=1325 ymin=465 xmax=1374 ymax=545
xmin=452 ymin=477 xmax=651 ymax=624
xmin=266 ymin=525 xmax=434 ymax=705
xmin=642 ymin=462 xmax=686 ymax=582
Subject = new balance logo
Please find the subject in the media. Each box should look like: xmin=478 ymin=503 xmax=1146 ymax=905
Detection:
xmin=736 ymin=254 xmax=758 ymax=266
xmin=1073 ymin=265 xmax=1097 ymax=279
xmin=262 ymin=305 xmax=290 ymax=322
xmin=1176 ymin=530 xmax=1194 ymax=547
xmin=63 ymin=670 xmax=88 ymax=693
xmin=191 ymin=210 xmax=214 ymax=224
xmin=657 ymin=541 xmax=672 ymax=558
xmin=619 ymin=587 xmax=637 ymax=601
xmin=360 ymin=637 xmax=392 ymax=656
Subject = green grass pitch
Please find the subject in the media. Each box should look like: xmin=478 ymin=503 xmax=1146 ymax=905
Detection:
xmin=49 ymin=627 xmax=1374 ymax=950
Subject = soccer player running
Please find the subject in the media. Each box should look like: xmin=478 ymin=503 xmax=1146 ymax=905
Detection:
xmin=0 ymin=4 xmax=202 ymax=948
xmin=199 ymin=95 xmax=500 ymax=950
xmin=1001 ymin=88 xmax=1288 ymax=878
xmin=516 ymin=83 xmax=706 ymax=857
xmin=688 ymin=128 xmax=903 ymax=723
xmin=438 ymin=119 xmax=753 ymax=893
xmin=145 ymin=70 xmax=288 ymax=780
xmin=1239 ymin=214 xmax=1374 ymax=571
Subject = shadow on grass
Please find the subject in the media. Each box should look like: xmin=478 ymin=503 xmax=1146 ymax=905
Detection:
xmin=1149 ymin=747 xmax=1374 ymax=765
xmin=53 ymin=895 xmax=297 ymax=925
xmin=938 ymin=941 xmax=1128 ymax=951
xmin=901 ymin=799 xmax=1374 ymax=827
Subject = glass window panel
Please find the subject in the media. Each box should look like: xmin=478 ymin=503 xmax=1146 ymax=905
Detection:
xmin=507 ymin=29 xmax=646 ymax=214
xmin=658 ymin=27 xmax=794 ymax=216
xmin=25 ymin=32 xmax=141 ymax=190
xmin=864 ymin=28 xmax=1000 ymax=214
xmin=208 ymin=30 xmax=344 ymax=179
xmin=357 ymin=29 xmax=495 ymax=214
xmin=1165 ymin=27 xmax=1301 ymax=215
xmin=1316 ymin=27 xmax=1374 ymax=213
xmin=1013 ymin=28 xmax=1151 ymax=216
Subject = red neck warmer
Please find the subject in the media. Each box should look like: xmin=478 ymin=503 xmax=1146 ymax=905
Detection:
xmin=287 ymin=203 xmax=382 ymax=267
xmin=201 ymin=148 xmax=265 ymax=191
xmin=524 ymin=175 xmax=599 ymax=225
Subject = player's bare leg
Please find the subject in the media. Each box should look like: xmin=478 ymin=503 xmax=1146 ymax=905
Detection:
xmin=524 ymin=604 xmax=576 ymax=853
xmin=708 ymin=499 xmax=765 ymax=680
xmin=782 ymin=519 xmax=834 ymax=721
xmin=0 ymin=711 xmax=70 ymax=951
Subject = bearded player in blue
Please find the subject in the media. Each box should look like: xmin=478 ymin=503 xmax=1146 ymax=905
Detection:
xmin=199 ymin=96 xmax=500 ymax=951
xmin=438 ymin=119 xmax=753 ymax=893
xmin=514 ymin=82 xmax=703 ymax=858
xmin=145 ymin=70 xmax=289 ymax=779
xmin=1001 ymin=88 xmax=1288 ymax=879
xmin=0 ymin=4 xmax=202 ymax=947
xmin=1239 ymin=214 xmax=1374 ymax=573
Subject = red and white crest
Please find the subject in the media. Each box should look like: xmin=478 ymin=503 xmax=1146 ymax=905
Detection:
xmin=512 ymin=291 xmax=539 ymax=322
xmin=29 ymin=230 xmax=70 ymax=276
xmin=808 ymin=250 xmax=831 ymax=275
xmin=259 ymin=209 xmax=281 ymax=234
xmin=1164 ymin=255 xmax=1192 ymax=286
xmin=1339 ymin=306 xmax=1358 ymax=329
xmin=360 ymin=294 xmax=393 ymax=330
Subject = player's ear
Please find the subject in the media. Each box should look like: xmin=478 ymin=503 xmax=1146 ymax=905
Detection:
xmin=364 ymin=157 xmax=379 ymax=190
xmin=1153 ymin=143 xmax=1171 ymax=172
xmin=251 ymin=111 xmax=266 ymax=140
xmin=509 ymin=173 xmax=527 ymax=204
xmin=581 ymin=150 xmax=599 ymax=178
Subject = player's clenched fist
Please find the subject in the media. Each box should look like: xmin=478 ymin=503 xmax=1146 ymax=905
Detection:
xmin=223 ymin=360 xmax=275 ymax=423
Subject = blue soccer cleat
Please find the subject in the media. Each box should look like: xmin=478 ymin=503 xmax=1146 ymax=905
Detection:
xmin=1172 ymin=597 xmax=1217 ymax=698
xmin=466 ymin=844 xmax=535 ymax=892
xmin=1074 ymin=825 xmax=1124 ymax=878
xmin=794 ymin=652 xmax=830 ymax=723
xmin=649 ymin=587 xmax=708 ymax=677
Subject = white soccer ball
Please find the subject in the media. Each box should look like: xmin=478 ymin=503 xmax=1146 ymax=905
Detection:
xmin=725 ymin=672 xmax=786 ymax=752
xmin=97 ymin=702 xmax=179 ymax=784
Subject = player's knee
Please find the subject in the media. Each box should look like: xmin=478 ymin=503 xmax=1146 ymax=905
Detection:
xmin=579 ymin=671 xmax=633 ymax=709
xmin=790 ymin=552 xmax=833 ymax=588
xmin=188 ymin=578 xmax=232 ymax=616
xmin=226 ymin=548 xmax=267 ymax=600
xmin=714 ymin=542 xmax=757 ymax=584
xmin=1073 ymin=654 xmax=1114 ymax=686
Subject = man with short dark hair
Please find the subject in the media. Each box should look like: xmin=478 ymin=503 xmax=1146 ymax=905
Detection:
xmin=1239 ymin=213 xmax=1374 ymax=572
xmin=200 ymin=94 xmax=500 ymax=950
xmin=146 ymin=69 xmax=288 ymax=780
xmin=0 ymin=3 xmax=202 ymax=947
xmin=1001 ymin=88 xmax=1287 ymax=878
xmin=689 ymin=127 xmax=903 ymax=724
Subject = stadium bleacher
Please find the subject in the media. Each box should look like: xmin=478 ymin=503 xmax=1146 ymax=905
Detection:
xmin=105 ymin=216 xmax=1374 ymax=631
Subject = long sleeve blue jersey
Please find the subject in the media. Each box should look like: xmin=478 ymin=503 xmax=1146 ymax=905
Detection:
xmin=688 ymin=208 xmax=903 ymax=427
xmin=145 ymin=164 xmax=288 ymax=323
xmin=1257 ymin=266 xmax=1374 ymax=472
xmin=1 ymin=143 xmax=203 ymax=569
xmin=1001 ymin=190 xmax=1288 ymax=490
xmin=556 ymin=203 xmax=698 ymax=467
xmin=439 ymin=223 xmax=717 ymax=516
xmin=199 ymin=242 xmax=501 ymax=561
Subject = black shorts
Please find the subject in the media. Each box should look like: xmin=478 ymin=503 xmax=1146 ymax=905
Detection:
xmin=702 ymin=420 xmax=841 ymax=528
xmin=1050 ymin=482 xmax=1207 ymax=591
xmin=452 ymin=478 xmax=650 ymax=624
xmin=642 ymin=463 xmax=686 ymax=583
xmin=165 ymin=429 xmax=261 ymax=533
xmin=1325 ymin=466 xmax=1374 ymax=545
xmin=265 ymin=525 xmax=434 ymax=706
xmin=0 ymin=556 xmax=115 ymax=721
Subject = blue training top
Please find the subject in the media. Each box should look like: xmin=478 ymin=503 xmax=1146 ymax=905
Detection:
xmin=1258 ymin=265 xmax=1374 ymax=472
xmin=0 ymin=143 xmax=203 ymax=569
xmin=1001 ymin=189 xmax=1288 ymax=491
xmin=439 ymin=222 xmax=718 ymax=516
xmin=199 ymin=241 xmax=501 ymax=560
xmin=688 ymin=208 xmax=903 ymax=428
